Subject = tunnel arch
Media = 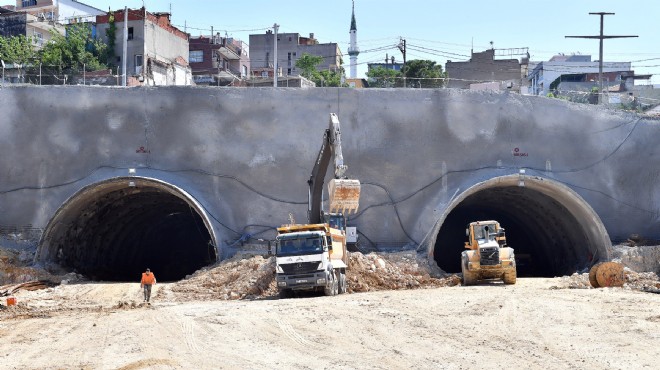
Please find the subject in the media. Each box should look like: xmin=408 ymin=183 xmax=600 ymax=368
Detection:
xmin=37 ymin=177 xmax=218 ymax=281
xmin=431 ymin=174 xmax=610 ymax=277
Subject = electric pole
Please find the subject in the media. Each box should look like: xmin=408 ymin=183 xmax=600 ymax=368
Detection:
xmin=398 ymin=37 xmax=406 ymax=87
xmin=566 ymin=12 xmax=637 ymax=104
xmin=273 ymin=23 xmax=279 ymax=87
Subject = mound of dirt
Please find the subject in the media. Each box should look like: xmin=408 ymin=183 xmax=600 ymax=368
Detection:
xmin=550 ymin=269 xmax=660 ymax=291
xmin=169 ymin=254 xmax=277 ymax=301
xmin=346 ymin=251 xmax=460 ymax=292
xmin=167 ymin=251 xmax=460 ymax=301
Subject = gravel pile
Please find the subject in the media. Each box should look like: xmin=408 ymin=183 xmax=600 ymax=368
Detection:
xmin=168 ymin=251 xmax=461 ymax=301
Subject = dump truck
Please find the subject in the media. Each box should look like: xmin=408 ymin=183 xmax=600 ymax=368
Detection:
xmin=461 ymin=220 xmax=517 ymax=285
xmin=275 ymin=113 xmax=360 ymax=298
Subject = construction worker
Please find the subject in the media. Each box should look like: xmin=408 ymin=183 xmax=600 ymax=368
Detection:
xmin=140 ymin=268 xmax=156 ymax=303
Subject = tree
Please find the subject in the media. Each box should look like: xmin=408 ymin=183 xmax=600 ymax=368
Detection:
xmin=39 ymin=23 xmax=108 ymax=74
xmin=401 ymin=59 xmax=446 ymax=88
xmin=295 ymin=53 xmax=323 ymax=79
xmin=294 ymin=53 xmax=346 ymax=87
xmin=0 ymin=35 xmax=37 ymax=83
xmin=366 ymin=66 xmax=401 ymax=88
xmin=316 ymin=69 xmax=345 ymax=87
xmin=0 ymin=35 xmax=36 ymax=65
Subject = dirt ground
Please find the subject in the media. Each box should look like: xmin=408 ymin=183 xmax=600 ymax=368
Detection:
xmin=1 ymin=250 xmax=660 ymax=369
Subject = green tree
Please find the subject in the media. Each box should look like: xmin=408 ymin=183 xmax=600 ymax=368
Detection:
xmin=295 ymin=53 xmax=323 ymax=79
xmin=0 ymin=35 xmax=37 ymax=82
xmin=104 ymin=12 xmax=117 ymax=67
xmin=316 ymin=69 xmax=346 ymax=87
xmin=39 ymin=23 xmax=107 ymax=74
xmin=0 ymin=35 xmax=36 ymax=65
xmin=366 ymin=66 xmax=401 ymax=88
xmin=401 ymin=59 xmax=446 ymax=88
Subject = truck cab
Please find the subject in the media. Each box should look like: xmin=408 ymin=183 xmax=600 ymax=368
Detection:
xmin=275 ymin=223 xmax=348 ymax=298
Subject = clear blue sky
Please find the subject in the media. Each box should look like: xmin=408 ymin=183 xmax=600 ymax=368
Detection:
xmin=84 ymin=1 xmax=660 ymax=84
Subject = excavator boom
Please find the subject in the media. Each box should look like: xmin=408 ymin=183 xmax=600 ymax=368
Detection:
xmin=307 ymin=113 xmax=361 ymax=224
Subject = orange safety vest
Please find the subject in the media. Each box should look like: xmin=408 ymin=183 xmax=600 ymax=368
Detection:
xmin=141 ymin=272 xmax=156 ymax=285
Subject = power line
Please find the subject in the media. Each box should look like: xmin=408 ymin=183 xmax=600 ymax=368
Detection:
xmin=565 ymin=12 xmax=638 ymax=104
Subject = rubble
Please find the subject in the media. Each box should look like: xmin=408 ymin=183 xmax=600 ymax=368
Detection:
xmin=550 ymin=269 xmax=660 ymax=292
xmin=167 ymin=251 xmax=460 ymax=301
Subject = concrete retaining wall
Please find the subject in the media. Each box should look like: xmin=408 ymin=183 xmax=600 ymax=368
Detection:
xmin=1 ymin=86 xmax=658 ymax=260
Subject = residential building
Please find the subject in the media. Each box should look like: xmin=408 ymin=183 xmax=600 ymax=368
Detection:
xmin=247 ymin=75 xmax=315 ymax=88
xmin=249 ymin=31 xmax=342 ymax=79
xmin=528 ymin=54 xmax=631 ymax=96
xmin=11 ymin=0 xmax=104 ymax=24
xmin=446 ymin=48 xmax=526 ymax=91
xmin=0 ymin=10 xmax=64 ymax=49
xmin=345 ymin=78 xmax=368 ymax=88
xmin=367 ymin=55 xmax=404 ymax=73
xmin=189 ymin=34 xmax=249 ymax=86
xmin=95 ymin=8 xmax=192 ymax=86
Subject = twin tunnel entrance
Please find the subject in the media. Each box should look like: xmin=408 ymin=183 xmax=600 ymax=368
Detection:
xmin=37 ymin=178 xmax=217 ymax=281
xmin=36 ymin=175 xmax=609 ymax=281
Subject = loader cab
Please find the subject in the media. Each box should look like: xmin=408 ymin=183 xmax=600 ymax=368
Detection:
xmin=324 ymin=212 xmax=346 ymax=232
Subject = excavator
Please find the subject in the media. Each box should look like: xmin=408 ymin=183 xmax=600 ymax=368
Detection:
xmin=275 ymin=113 xmax=360 ymax=298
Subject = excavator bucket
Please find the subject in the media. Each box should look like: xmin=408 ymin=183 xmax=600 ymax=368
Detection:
xmin=328 ymin=178 xmax=361 ymax=214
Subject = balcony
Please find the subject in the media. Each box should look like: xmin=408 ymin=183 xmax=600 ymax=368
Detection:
xmin=217 ymin=41 xmax=241 ymax=60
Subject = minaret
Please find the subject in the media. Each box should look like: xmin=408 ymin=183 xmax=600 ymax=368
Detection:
xmin=347 ymin=0 xmax=359 ymax=78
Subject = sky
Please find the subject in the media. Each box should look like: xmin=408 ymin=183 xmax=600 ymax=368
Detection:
xmin=82 ymin=0 xmax=660 ymax=84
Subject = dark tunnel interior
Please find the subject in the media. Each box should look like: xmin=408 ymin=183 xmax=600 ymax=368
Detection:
xmin=47 ymin=182 xmax=216 ymax=281
xmin=434 ymin=186 xmax=595 ymax=277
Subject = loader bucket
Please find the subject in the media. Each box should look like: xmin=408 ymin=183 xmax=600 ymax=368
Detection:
xmin=328 ymin=178 xmax=361 ymax=214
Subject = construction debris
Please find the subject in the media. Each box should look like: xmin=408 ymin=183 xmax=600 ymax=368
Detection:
xmin=167 ymin=251 xmax=460 ymax=301
xmin=0 ymin=280 xmax=57 ymax=297
xmin=589 ymin=262 xmax=625 ymax=288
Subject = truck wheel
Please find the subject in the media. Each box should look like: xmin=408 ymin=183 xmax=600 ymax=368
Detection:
xmin=503 ymin=267 xmax=517 ymax=284
xmin=324 ymin=271 xmax=336 ymax=296
xmin=279 ymin=289 xmax=293 ymax=299
xmin=339 ymin=271 xmax=347 ymax=294
xmin=461 ymin=261 xmax=477 ymax=286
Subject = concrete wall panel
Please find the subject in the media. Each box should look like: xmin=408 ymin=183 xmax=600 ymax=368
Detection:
xmin=1 ymin=86 xmax=658 ymax=264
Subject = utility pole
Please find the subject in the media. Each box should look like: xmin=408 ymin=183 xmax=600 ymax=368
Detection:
xmin=122 ymin=7 xmax=128 ymax=87
xmin=273 ymin=23 xmax=279 ymax=87
xmin=398 ymin=37 xmax=406 ymax=87
xmin=566 ymin=12 xmax=637 ymax=104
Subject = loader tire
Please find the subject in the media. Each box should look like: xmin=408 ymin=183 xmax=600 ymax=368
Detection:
xmin=589 ymin=263 xmax=604 ymax=288
xmin=461 ymin=260 xmax=477 ymax=286
xmin=503 ymin=267 xmax=517 ymax=285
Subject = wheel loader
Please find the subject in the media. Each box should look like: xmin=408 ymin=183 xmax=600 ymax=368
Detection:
xmin=461 ymin=220 xmax=516 ymax=285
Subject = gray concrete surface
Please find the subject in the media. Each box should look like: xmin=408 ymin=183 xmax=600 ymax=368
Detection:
xmin=0 ymin=86 xmax=658 ymax=278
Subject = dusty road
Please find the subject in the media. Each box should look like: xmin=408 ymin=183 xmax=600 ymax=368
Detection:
xmin=1 ymin=278 xmax=659 ymax=370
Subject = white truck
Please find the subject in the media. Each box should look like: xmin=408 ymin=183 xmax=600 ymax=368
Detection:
xmin=275 ymin=113 xmax=360 ymax=298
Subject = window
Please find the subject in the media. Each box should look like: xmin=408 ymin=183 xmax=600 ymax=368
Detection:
xmin=189 ymin=50 xmax=203 ymax=63
xmin=33 ymin=32 xmax=43 ymax=46
xmin=21 ymin=0 xmax=37 ymax=7
xmin=242 ymin=65 xmax=247 ymax=77
xmin=261 ymin=71 xmax=268 ymax=78
xmin=128 ymin=27 xmax=134 ymax=40
xmin=135 ymin=54 xmax=143 ymax=74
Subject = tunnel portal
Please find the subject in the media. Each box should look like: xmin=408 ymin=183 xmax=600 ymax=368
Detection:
xmin=38 ymin=177 xmax=217 ymax=281
xmin=433 ymin=176 xmax=610 ymax=277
